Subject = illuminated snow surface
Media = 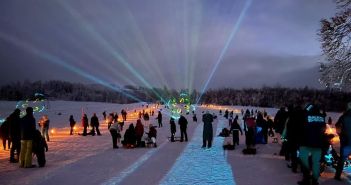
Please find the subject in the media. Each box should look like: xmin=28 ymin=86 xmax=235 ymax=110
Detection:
xmin=160 ymin=118 xmax=236 ymax=185
xmin=0 ymin=101 xmax=348 ymax=185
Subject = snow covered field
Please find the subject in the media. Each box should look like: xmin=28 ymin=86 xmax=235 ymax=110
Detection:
xmin=0 ymin=101 xmax=348 ymax=185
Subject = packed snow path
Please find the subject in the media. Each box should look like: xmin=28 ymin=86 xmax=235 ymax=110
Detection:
xmin=160 ymin=117 xmax=236 ymax=185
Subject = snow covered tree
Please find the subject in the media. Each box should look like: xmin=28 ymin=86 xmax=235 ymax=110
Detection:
xmin=319 ymin=0 xmax=351 ymax=91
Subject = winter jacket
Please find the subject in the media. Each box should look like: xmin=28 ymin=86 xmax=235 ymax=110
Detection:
xmin=109 ymin=122 xmax=120 ymax=133
xmin=148 ymin=126 xmax=157 ymax=138
xmin=124 ymin=125 xmax=136 ymax=145
xmin=336 ymin=110 xmax=351 ymax=147
xmin=82 ymin=116 xmax=88 ymax=128
xmin=9 ymin=112 xmax=21 ymax=140
xmin=202 ymin=113 xmax=214 ymax=139
xmin=20 ymin=114 xmax=36 ymax=140
xmin=178 ymin=116 xmax=188 ymax=130
xmin=90 ymin=115 xmax=99 ymax=127
xmin=157 ymin=113 xmax=162 ymax=123
xmin=135 ymin=121 xmax=144 ymax=138
xmin=69 ymin=117 xmax=76 ymax=127
xmin=301 ymin=109 xmax=326 ymax=148
xmin=170 ymin=119 xmax=176 ymax=133
xmin=274 ymin=108 xmax=288 ymax=134
xmin=0 ymin=120 xmax=10 ymax=139
xmin=33 ymin=130 xmax=48 ymax=154
xmin=231 ymin=119 xmax=243 ymax=135
xmin=286 ymin=106 xmax=305 ymax=144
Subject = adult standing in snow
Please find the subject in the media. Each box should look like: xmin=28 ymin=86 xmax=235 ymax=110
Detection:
xmin=202 ymin=111 xmax=214 ymax=148
xmin=90 ymin=113 xmax=101 ymax=136
xmin=69 ymin=115 xmax=76 ymax=135
xmin=170 ymin=117 xmax=176 ymax=142
xmin=81 ymin=114 xmax=88 ymax=136
xmin=19 ymin=107 xmax=36 ymax=168
xmin=0 ymin=117 xmax=11 ymax=150
xmin=231 ymin=115 xmax=243 ymax=146
xmin=38 ymin=115 xmax=50 ymax=142
xmin=282 ymin=104 xmax=305 ymax=173
xmin=178 ymin=115 xmax=188 ymax=142
xmin=157 ymin=111 xmax=163 ymax=128
xmin=244 ymin=115 xmax=256 ymax=149
xmin=135 ymin=119 xmax=144 ymax=147
xmin=108 ymin=114 xmax=120 ymax=149
xmin=9 ymin=109 xmax=21 ymax=163
xmin=298 ymin=104 xmax=326 ymax=185
xmin=102 ymin=111 xmax=106 ymax=120
xmin=334 ymin=102 xmax=351 ymax=181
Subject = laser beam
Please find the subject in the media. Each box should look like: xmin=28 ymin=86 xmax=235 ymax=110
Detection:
xmin=196 ymin=0 xmax=253 ymax=104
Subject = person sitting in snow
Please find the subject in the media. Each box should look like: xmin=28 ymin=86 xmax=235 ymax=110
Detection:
xmin=123 ymin=124 xmax=136 ymax=148
xmin=33 ymin=129 xmax=48 ymax=167
xmin=146 ymin=124 xmax=157 ymax=147
xmin=134 ymin=119 xmax=144 ymax=147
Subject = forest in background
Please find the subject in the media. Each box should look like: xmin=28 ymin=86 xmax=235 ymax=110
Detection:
xmin=0 ymin=80 xmax=350 ymax=112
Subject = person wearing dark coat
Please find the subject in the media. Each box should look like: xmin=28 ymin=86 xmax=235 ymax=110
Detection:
xmin=19 ymin=107 xmax=36 ymax=168
xmin=69 ymin=115 xmax=76 ymax=135
xmin=298 ymin=104 xmax=326 ymax=185
xmin=335 ymin=102 xmax=351 ymax=181
xmin=81 ymin=114 xmax=89 ymax=136
xmin=123 ymin=124 xmax=136 ymax=148
xmin=9 ymin=109 xmax=21 ymax=163
xmin=274 ymin=107 xmax=288 ymax=135
xmin=33 ymin=129 xmax=48 ymax=167
xmin=178 ymin=115 xmax=188 ymax=142
xmin=0 ymin=117 xmax=11 ymax=150
xmin=231 ymin=115 xmax=243 ymax=146
xmin=283 ymin=105 xmax=305 ymax=173
xmin=157 ymin=111 xmax=163 ymax=128
xmin=202 ymin=111 xmax=214 ymax=148
xmin=147 ymin=124 xmax=157 ymax=147
xmin=192 ymin=114 xmax=197 ymax=122
xmin=256 ymin=112 xmax=266 ymax=144
xmin=170 ymin=118 xmax=176 ymax=142
xmin=135 ymin=119 xmax=144 ymax=147
xmin=90 ymin=113 xmax=101 ymax=136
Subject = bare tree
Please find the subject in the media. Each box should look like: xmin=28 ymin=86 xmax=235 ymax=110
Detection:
xmin=319 ymin=0 xmax=351 ymax=90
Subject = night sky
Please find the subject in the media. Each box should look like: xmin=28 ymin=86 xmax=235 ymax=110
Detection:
xmin=0 ymin=0 xmax=337 ymax=90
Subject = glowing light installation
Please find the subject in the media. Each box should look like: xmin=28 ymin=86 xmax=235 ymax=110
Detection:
xmin=166 ymin=92 xmax=192 ymax=119
xmin=16 ymin=93 xmax=48 ymax=117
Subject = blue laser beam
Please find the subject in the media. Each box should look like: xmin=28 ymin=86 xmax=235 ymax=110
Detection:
xmin=0 ymin=32 xmax=141 ymax=102
xmin=196 ymin=0 xmax=253 ymax=104
xmin=59 ymin=2 xmax=166 ymax=103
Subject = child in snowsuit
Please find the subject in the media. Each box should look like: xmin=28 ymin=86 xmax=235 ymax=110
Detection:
xmin=33 ymin=130 xmax=48 ymax=167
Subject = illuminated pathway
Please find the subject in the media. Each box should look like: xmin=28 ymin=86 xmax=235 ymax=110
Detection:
xmin=160 ymin=118 xmax=236 ymax=185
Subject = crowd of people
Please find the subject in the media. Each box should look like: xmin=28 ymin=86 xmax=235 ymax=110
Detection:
xmin=1 ymin=101 xmax=350 ymax=185
xmin=0 ymin=107 xmax=48 ymax=168
xmin=217 ymin=101 xmax=351 ymax=185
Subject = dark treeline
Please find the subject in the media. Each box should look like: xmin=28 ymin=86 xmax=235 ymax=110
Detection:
xmin=201 ymin=87 xmax=351 ymax=112
xmin=0 ymin=81 xmax=350 ymax=112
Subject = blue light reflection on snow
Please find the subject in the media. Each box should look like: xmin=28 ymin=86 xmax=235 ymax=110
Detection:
xmin=102 ymin=141 xmax=167 ymax=185
xmin=160 ymin=118 xmax=236 ymax=185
